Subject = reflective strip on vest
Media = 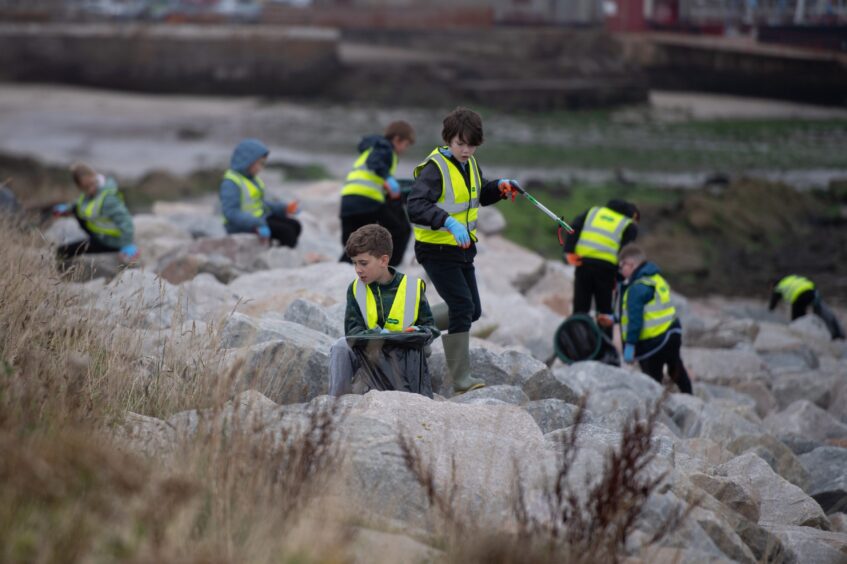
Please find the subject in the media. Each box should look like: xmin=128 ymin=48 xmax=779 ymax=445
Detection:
xmin=340 ymin=148 xmax=398 ymax=203
xmin=223 ymin=169 xmax=266 ymax=222
xmin=353 ymin=274 xmax=422 ymax=332
xmin=776 ymin=275 xmax=815 ymax=304
xmin=574 ymin=206 xmax=632 ymax=265
xmin=76 ymin=187 xmax=121 ymax=237
xmin=411 ymin=148 xmax=479 ymax=246
xmin=621 ymin=273 xmax=677 ymax=341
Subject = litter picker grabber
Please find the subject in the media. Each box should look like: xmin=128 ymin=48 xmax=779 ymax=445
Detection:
xmin=512 ymin=184 xmax=575 ymax=244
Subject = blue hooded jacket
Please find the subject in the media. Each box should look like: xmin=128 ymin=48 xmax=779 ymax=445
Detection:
xmin=621 ymin=261 xmax=665 ymax=345
xmin=220 ymin=138 xmax=287 ymax=233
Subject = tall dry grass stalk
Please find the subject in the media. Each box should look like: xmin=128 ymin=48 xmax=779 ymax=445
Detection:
xmin=399 ymin=391 xmax=694 ymax=563
xmin=0 ymin=218 xmax=349 ymax=563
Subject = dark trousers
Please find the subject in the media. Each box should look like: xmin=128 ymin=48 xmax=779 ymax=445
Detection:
xmin=791 ymin=290 xmax=818 ymax=320
xmin=340 ymin=202 xmax=412 ymax=267
xmin=56 ymin=215 xmax=118 ymax=259
xmin=638 ymin=331 xmax=692 ymax=394
xmin=267 ymin=214 xmax=301 ymax=248
xmin=573 ymin=262 xmax=616 ymax=316
xmin=420 ymin=260 xmax=481 ymax=333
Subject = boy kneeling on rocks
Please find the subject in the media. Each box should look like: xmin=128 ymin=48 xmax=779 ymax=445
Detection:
xmin=618 ymin=244 xmax=692 ymax=394
xmin=329 ymin=224 xmax=439 ymax=396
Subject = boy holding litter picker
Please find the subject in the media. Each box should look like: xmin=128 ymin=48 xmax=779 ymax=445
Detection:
xmin=406 ymin=107 xmax=522 ymax=394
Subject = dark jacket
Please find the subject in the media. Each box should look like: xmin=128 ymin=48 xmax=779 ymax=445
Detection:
xmin=220 ymin=139 xmax=288 ymax=233
xmin=340 ymin=135 xmax=397 ymax=218
xmin=620 ymin=261 xmax=681 ymax=355
xmin=406 ymin=149 xmax=505 ymax=264
xmin=344 ymin=268 xmax=439 ymax=340
xmin=563 ymin=207 xmax=638 ymax=270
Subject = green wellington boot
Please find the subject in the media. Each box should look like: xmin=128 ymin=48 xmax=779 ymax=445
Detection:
xmin=430 ymin=302 xmax=450 ymax=332
xmin=442 ymin=331 xmax=485 ymax=394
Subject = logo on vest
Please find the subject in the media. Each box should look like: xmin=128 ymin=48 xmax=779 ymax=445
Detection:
xmin=386 ymin=317 xmax=399 ymax=325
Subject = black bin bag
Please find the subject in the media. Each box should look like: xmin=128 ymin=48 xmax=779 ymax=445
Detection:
xmin=347 ymin=331 xmax=434 ymax=398
xmin=553 ymin=314 xmax=620 ymax=366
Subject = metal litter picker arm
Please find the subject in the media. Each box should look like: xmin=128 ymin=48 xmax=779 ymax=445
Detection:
xmin=513 ymin=184 xmax=574 ymax=235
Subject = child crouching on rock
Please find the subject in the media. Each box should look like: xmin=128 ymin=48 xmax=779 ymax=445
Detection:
xmin=618 ymin=244 xmax=692 ymax=394
xmin=329 ymin=224 xmax=439 ymax=397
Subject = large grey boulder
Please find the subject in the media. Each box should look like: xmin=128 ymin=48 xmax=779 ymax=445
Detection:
xmin=664 ymin=393 xmax=765 ymax=443
xmin=132 ymin=213 xmax=192 ymax=245
xmin=828 ymin=378 xmax=847 ymax=425
xmin=220 ymin=312 xmax=316 ymax=349
xmin=754 ymin=322 xmax=820 ymax=374
xmin=86 ymin=269 xmax=181 ymax=329
xmin=681 ymin=348 xmax=771 ymax=386
xmin=763 ymin=524 xmax=847 ymax=564
xmin=798 ymin=447 xmax=847 ymax=514
xmin=524 ymin=398 xmax=589 ymax=434
xmin=473 ymin=290 xmax=563 ymax=361
xmin=44 ymin=216 xmax=87 ymax=244
xmin=428 ymin=344 xmax=551 ymax=398
xmin=771 ymin=371 xmax=839 ymax=411
xmin=689 ymin=473 xmax=760 ymax=523
xmin=449 ymin=385 xmax=528 ymax=406
xmin=282 ymin=297 xmax=343 ymax=339
xmin=115 ymin=412 xmax=177 ymax=457
xmin=716 ymin=452 xmax=830 ymax=529
xmin=476 ymin=205 xmax=506 ymax=235
xmin=555 ymin=361 xmax=663 ymax=417
xmin=725 ymin=434 xmax=811 ymax=491
xmin=63 ymin=252 xmax=125 ymax=281
xmin=523 ymin=260 xmax=574 ymax=318
xmin=684 ymin=316 xmax=759 ymax=349
xmin=332 ymin=390 xmax=552 ymax=534
xmin=229 ymin=327 xmax=334 ymax=404
xmin=764 ymin=400 xmax=847 ymax=443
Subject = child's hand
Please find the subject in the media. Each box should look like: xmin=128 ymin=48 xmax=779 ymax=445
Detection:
xmin=623 ymin=343 xmax=635 ymax=364
xmin=256 ymin=225 xmax=271 ymax=243
xmin=565 ymin=253 xmax=582 ymax=267
xmin=444 ymin=217 xmax=471 ymax=248
xmin=498 ymin=179 xmax=521 ymax=202
xmin=286 ymin=200 xmax=300 ymax=215
xmin=384 ymin=176 xmax=401 ymax=200
xmin=403 ymin=326 xmax=419 ymax=333
xmin=52 ymin=203 xmax=72 ymax=217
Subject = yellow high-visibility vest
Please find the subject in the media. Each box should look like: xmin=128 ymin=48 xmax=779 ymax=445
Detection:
xmin=223 ymin=169 xmax=266 ymax=223
xmin=574 ymin=206 xmax=632 ymax=265
xmin=411 ymin=148 xmax=479 ymax=246
xmin=776 ymin=275 xmax=815 ymax=304
xmin=75 ymin=187 xmax=122 ymax=237
xmin=341 ymin=148 xmax=397 ymax=203
xmin=621 ymin=273 xmax=677 ymax=341
xmin=353 ymin=274 xmax=422 ymax=332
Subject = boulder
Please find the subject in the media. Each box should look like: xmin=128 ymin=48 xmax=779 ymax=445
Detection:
xmin=88 ymin=269 xmax=181 ymax=329
xmin=681 ymin=348 xmax=771 ymax=386
xmin=732 ymin=381 xmax=778 ymax=419
xmin=115 ymin=412 xmax=176 ymax=457
xmin=716 ymin=452 xmax=829 ymax=529
xmin=689 ymin=473 xmax=760 ymax=523
xmin=830 ymin=513 xmax=847 ymax=534
xmin=771 ymin=371 xmax=838 ymax=411
xmin=348 ymin=528 xmax=442 ymax=564
xmin=524 ymin=398 xmax=589 ymax=434
xmin=229 ymin=327 xmax=334 ymax=404
xmin=754 ymin=322 xmax=820 ymax=374
xmin=63 ymin=252 xmax=125 ymax=281
xmin=763 ymin=524 xmax=847 ymax=564
xmin=132 ymin=214 xmax=192 ymax=244
xmin=282 ymin=297 xmax=343 ymax=339
xmin=476 ymin=205 xmax=506 ymax=235
xmin=683 ymin=316 xmax=759 ymax=349
xmin=449 ymin=385 xmax=528 ymax=406
xmin=725 ymin=434 xmax=810 ymax=490
xmin=44 ymin=216 xmax=86 ymax=244
xmin=474 ymin=290 xmax=563 ymax=361
xmin=428 ymin=345 xmax=551 ymax=398
xmin=523 ymin=260 xmax=574 ymax=318
xmin=828 ymin=379 xmax=847 ymax=425
xmin=227 ymin=262 xmax=351 ymax=308
xmin=332 ymin=390 xmax=552 ymax=533
xmin=798 ymin=447 xmax=847 ymax=514
xmin=664 ymin=393 xmax=765 ymax=443
xmin=556 ymin=362 xmax=663 ymax=414
xmin=521 ymin=367 xmax=581 ymax=404
xmin=764 ymin=400 xmax=847 ymax=443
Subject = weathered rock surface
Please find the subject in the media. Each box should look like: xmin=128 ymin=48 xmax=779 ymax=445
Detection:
xmin=764 ymin=400 xmax=847 ymax=443
xmin=798 ymin=447 xmax=847 ymax=514
xmin=681 ymin=348 xmax=771 ymax=386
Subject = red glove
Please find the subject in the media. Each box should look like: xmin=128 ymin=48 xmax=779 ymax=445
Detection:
xmin=403 ymin=326 xmax=419 ymax=333
xmin=566 ymin=253 xmax=582 ymax=267
xmin=498 ymin=179 xmax=521 ymax=202
xmin=286 ymin=200 xmax=299 ymax=215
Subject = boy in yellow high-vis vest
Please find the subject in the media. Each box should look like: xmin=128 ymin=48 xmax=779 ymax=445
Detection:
xmin=406 ymin=107 xmax=522 ymax=394
xmin=618 ymin=244 xmax=692 ymax=394
xmin=329 ymin=224 xmax=439 ymax=396
xmin=339 ymin=121 xmax=415 ymax=267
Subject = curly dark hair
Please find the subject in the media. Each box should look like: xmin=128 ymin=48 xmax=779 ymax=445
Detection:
xmin=441 ymin=107 xmax=484 ymax=146
xmin=345 ymin=224 xmax=393 ymax=259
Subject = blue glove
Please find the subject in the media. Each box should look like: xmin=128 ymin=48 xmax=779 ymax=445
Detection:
xmin=384 ymin=176 xmax=401 ymax=199
xmin=623 ymin=343 xmax=635 ymax=363
xmin=52 ymin=203 xmax=71 ymax=216
xmin=379 ymin=328 xmax=391 ymax=334
xmin=119 ymin=244 xmax=139 ymax=261
xmin=444 ymin=217 xmax=471 ymax=248
xmin=256 ymin=225 xmax=271 ymax=239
